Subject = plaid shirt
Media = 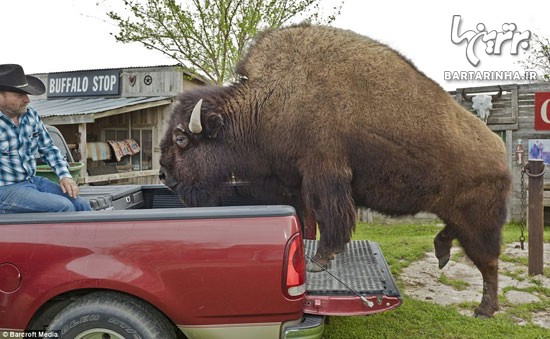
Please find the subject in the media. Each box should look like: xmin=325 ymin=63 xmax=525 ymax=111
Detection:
xmin=0 ymin=107 xmax=70 ymax=186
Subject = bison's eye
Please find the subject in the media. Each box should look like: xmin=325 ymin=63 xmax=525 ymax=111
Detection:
xmin=173 ymin=133 xmax=189 ymax=149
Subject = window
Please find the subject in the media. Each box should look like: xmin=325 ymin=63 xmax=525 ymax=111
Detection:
xmin=131 ymin=129 xmax=153 ymax=170
xmin=103 ymin=128 xmax=130 ymax=166
xmin=101 ymin=128 xmax=153 ymax=171
xmin=103 ymin=128 xmax=129 ymax=142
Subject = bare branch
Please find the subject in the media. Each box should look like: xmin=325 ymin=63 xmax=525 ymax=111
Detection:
xmin=519 ymin=33 xmax=550 ymax=81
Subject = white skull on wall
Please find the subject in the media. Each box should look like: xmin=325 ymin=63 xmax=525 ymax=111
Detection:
xmin=471 ymin=94 xmax=493 ymax=123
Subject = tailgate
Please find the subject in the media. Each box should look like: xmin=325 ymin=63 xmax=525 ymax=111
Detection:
xmin=304 ymin=239 xmax=402 ymax=316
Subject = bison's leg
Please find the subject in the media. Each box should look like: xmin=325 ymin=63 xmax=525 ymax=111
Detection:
xmin=476 ymin=259 xmax=500 ymax=318
xmin=301 ymin=167 xmax=356 ymax=272
xmin=450 ymin=189 xmax=506 ymax=317
xmin=439 ymin=177 xmax=508 ymax=318
xmin=308 ymin=219 xmax=337 ymax=272
xmin=436 ymin=221 xmax=500 ymax=316
xmin=434 ymin=224 xmax=456 ymax=269
xmin=440 ymin=218 xmax=501 ymax=317
xmin=456 ymin=228 xmax=501 ymax=317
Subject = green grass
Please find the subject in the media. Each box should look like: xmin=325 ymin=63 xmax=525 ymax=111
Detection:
xmin=438 ymin=273 xmax=470 ymax=291
xmin=321 ymin=222 xmax=550 ymax=338
xmin=322 ymin=297 xmax=548 ymax=339
xmin=351 ymin=222 xmax=439 ymax=277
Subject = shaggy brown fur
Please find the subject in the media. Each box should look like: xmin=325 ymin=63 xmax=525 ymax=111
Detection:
xmin=159 ymin=24 xmax=511 ymax=317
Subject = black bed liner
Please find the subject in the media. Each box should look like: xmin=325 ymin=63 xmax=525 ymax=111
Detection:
xmin=304 ymin=239 xmax=402 ymax=315
xmin=79 ymin=185 xmax=144 ymax=210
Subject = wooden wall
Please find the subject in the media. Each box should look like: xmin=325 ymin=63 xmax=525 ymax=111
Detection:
xmin=452 ymin=82 xmax=550 ymax=221
xmin=32 ymin=65 xmax=205 ymax=186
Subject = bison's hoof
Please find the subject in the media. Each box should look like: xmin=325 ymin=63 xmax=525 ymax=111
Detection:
xmin=438 ymin=255 xmax=450 ymax=269
xmin=334 ymin=245 xmax=346 ymax=254
xmin=307 ymin=253 xmax=332 ymax=272
xmin=307 ymin=260 xmax=326 ymax=272
xmin=474 ymin=304 xmax=498 ymax=318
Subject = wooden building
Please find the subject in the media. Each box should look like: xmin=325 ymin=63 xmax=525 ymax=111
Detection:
xmin=451 ymin=82 xmax=550 ymax=221
xmin=30 ymin=65 xmax=205 ymax=185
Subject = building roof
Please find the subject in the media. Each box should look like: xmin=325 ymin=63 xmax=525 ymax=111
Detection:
xmin=29 ymin=96 xmax=173 ymax=124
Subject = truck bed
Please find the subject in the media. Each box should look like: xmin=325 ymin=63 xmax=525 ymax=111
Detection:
xmin=78 ymin=184 xmax=403 ymax=316
xmin=78 ymin=184 xmax=146 ymax=210
xmin=0 ymin=201 xmax=308 ymax=336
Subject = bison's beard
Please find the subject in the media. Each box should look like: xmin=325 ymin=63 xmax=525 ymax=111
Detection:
xmin=172 ymin=182 xmax=222 ymax=207
xmin=171 ymin=178 xmax=255 ymax=207
xmin=159 ymin=170 xmax=215 ymax=206
xmin=172 ymin=177 xmax=297 ymax=208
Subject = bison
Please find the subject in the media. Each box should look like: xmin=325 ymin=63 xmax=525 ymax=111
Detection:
xmin=159 ymin=23 xmax=511 ymax=317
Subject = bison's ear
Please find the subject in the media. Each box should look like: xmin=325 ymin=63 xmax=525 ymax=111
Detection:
xmin=205 ymin=112 xmax=225 ymax=139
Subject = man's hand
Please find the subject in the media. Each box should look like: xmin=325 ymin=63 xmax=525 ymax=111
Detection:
xmin=60 ymin=177 xmax=79 ymax=198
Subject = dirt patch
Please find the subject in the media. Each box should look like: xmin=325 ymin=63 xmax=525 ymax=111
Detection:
xmin=400 ymin=243 xmax=550 ymax=328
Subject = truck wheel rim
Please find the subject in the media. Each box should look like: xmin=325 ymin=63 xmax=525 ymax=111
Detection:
xmin=74 ymin=328 xmax=125 ymax=339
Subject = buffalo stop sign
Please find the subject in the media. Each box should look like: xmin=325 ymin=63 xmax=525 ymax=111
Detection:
xmin=534 ymin=92 xmax=550 ymax=130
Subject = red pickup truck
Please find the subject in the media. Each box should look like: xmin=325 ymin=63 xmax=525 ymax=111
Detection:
xmin=0 ymin=127 xmax=401 ymax=338
xmin=0 ymin=185 xmax=401 ymax=338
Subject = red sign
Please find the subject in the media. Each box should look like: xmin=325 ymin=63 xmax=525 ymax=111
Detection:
xmin=535 ymin=92 xmax=550 ymax=130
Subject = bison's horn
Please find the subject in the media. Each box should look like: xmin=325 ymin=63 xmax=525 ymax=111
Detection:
xmin=461 ymin=89 xmax=472 ymax=102
xmin=492 ymin=86 xmax=503 ymax=101
xmin=189 ymin=99 xmax=203 ymax=134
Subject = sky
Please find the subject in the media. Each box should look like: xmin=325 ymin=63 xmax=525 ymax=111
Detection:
xmin=2 ymin=0 xmax=550 ymax=91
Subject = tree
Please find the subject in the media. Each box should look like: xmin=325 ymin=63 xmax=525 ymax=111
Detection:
xmin=520 ymin=33 xmax=550 ymax=81
xmin=103 ymin=0 xmax=343 ymax=84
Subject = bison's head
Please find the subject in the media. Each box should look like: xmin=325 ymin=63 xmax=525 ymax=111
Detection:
xmin=159 ymin=93 xmax=230 ymax=207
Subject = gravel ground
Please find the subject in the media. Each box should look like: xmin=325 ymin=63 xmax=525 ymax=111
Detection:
xmin=400 ymin=242 xmax=550 ymax=328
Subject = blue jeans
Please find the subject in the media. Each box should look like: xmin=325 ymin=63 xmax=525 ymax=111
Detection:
xmin=0 ymin=176 xmax=92 ymax=213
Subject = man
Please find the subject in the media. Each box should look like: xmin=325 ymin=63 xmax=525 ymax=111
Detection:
xmin=0 ymin=64 xmax=91 ymax=213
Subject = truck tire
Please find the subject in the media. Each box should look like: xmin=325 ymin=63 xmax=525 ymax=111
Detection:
xmin=47 ymin=291 xmax=176 ymax=339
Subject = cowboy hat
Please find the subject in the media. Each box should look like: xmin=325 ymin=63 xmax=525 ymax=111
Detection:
xmin=0 ymin=64 xmax=45 ymax=95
